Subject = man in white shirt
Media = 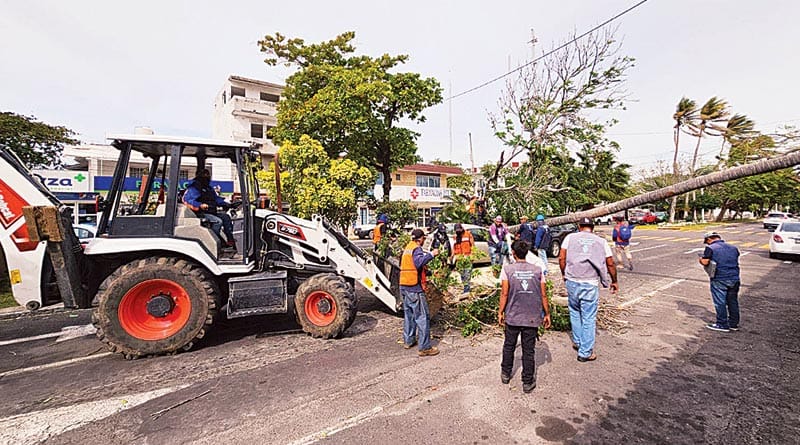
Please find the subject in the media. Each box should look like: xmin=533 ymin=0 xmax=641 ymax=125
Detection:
xmin=558 ymin=217 xmax=618 ymax=362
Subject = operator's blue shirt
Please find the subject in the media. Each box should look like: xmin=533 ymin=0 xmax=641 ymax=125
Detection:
xmin=702 ymin=239 xmax=740 ymax=281
xmin=182 ymin=179 xmax=226 ymax=211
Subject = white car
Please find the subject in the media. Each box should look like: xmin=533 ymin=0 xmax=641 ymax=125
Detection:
xmin=769 ymin=221 xmax=800 ymax=259
xmin=73 ymin=223 xmax=97 ymax=247
xmin=763 ymin=212 xmax=794 ymax=231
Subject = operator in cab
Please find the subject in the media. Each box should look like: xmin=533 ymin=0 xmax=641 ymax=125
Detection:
xmin=183 ymin=168 xmax=237 ymax=249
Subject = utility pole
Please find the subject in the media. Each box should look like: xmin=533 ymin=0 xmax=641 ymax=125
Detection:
xmin=448 ymin=79 xmax=453 ymax=159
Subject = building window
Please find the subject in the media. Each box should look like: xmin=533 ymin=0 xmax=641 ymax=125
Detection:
xmin=416 ymin=174 xmax=440 ymax=188
xmin=260 ymin=92 xmax=280 ymax=102
xmin=129 ymin=166 xmax=147 ymax=178
xmin=251 ymin=123 xmax=264 ymax=139
xmin=395 ymin=173 xmax=401 ymax=181
xmin=231 ymin=86 xmax=245 ymax=98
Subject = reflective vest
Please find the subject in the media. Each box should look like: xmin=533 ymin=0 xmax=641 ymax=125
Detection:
xmin=399 ymin=241 xmax=421 ymax=286
xmin=373 ymin=222 xmax=384 ymax=244
xmin=453 ymin=231 xmax=474 ymax=256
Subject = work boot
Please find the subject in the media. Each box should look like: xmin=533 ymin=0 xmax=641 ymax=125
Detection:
xmin=501 ymin=372 xmax=511 ymax=384
xmin=628 ymin=262 xmax=634 ymax=271
xmin=418 ymin=347 xmax=439 ymax=357
xmin=523 ymin=381 xmax=536 ymax=393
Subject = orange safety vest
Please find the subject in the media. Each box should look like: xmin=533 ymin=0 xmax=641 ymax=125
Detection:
xmin=373 ymin=222 xmax=384 ymax=244
xmin=399 ymin=241 xmax=421 ymax=286
xmin=453 ymin=231 xmax=474 ymax=256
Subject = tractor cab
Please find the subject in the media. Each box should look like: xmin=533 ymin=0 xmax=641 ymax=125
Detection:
xmin=93 ymin=134 xmax=263 ymax=266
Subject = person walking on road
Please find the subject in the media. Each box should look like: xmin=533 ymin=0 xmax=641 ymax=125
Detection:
xmin=452 ymin=223 xmax=475 ymax=293
xmin=499 ymin=240 xmax=551 ymax=393
xmin=400 ymin=229 xmax=440 ymax=356
xmin=533 ymin=214 xmax=552 ymax=274
xmin=699 ymin=232 xmax=741 ymax=332
xmin=612 ymin=217 xmax=635 ymax=271
xmin=489 ymin=216 xmax=509 ymax=265
xmin=559 ymin=217 xmax=618 ymax=362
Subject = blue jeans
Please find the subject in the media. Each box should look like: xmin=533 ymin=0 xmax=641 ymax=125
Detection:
xmin=460 ymin=266 xmax=472 ymax=292
xmin=710 ymin=279 xmax=740 ymax=328
xmin=402 ymin=289 xmax=432 ymax=351
xmin=566 ymin=280 xmax=599 ymax=358
xmin=537 ymin=248 xmax=548 ymax=274
xmin=203 ymin=212 xmax=234 ymax=242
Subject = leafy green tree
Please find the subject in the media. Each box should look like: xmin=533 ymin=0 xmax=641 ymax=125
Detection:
xmin=257 ymin=135 xmax=373 ymax=229
xmin=259 ymin=32 xmax=443 ymax=201
xmin=490 ymin=28 xmax=633 ymax=189
xmin=572 ymin=147 xmax=631 ymax=204
xmin=375 ymin=200 xmax=418 ymax=228
xmin=0 ymin=112 xmax=77 ymax=168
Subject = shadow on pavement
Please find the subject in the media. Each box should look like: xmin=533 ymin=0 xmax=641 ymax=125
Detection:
xmin=565 ymin=262 xmax=800 ymax=444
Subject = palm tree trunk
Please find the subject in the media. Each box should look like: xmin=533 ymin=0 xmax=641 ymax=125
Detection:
xmin=685 ymin=129 xmax=704 ymax=220
xmin=534 ymin=149 xmax=800 ymax=227
xmin=669 ymin=126 xmax=681 ymax=223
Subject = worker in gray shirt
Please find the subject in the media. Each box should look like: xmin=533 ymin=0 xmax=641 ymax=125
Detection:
xmin=499 ymin=240 xmax=551 ymax=393
xmin=558 ymin=217 xmax=618 ymax=362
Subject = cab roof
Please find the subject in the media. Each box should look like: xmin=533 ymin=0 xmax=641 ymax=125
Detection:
xmin=106 ymin=133 xmax=254 ymax=158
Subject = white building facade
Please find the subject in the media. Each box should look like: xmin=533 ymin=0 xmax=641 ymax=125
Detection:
xmin=212 ymin=75 xmax=284 ymax=165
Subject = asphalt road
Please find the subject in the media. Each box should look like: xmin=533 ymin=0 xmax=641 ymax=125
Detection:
xmin=0 ymin=222 xmax=798 ymax=444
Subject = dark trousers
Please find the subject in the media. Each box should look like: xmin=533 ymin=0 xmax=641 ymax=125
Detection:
xmin=501 ymin=324 xmax=538 ymax=384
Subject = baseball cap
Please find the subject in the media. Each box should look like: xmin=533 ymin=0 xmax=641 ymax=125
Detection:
xmin=578 ymin=217 xmax=594 ymax=226
xmin=536 ymin=214 xmax=545 ymax=221
xmin=703 ymin=231 xmax=721 ymax=241
xmin=411 ymin=228 xmax=426 ymax=240
xmin=495 ymin=215 xmax=503 ymax=222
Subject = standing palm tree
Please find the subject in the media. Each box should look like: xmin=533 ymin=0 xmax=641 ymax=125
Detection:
xmin=669 ymin=97 xmax=697 ymax=223
xmin=685 ymin=97 xmax=729 ymax=220
xmin=717 ymin=114 xmax=756 ymax=161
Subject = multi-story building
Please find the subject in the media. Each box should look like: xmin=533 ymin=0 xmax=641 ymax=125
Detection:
xmin=359 ymin=163 xmax=464 ymax=227
xmin=212 ymin=75 xmax=284 ymax=165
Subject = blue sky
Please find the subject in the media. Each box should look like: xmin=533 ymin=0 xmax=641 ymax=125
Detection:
xmin=2 ymin=0 xmax=799 ymax=175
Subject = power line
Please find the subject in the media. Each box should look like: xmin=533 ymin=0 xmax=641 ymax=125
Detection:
xmin=449 ymin=0 xmax=651 ymax=101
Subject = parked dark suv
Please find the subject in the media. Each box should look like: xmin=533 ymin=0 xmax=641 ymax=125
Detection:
xmin=546 ymin=223 xmax=578 ymax=257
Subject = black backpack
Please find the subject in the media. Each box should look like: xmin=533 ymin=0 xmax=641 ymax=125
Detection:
xmin=539 ymin=225 xmax=553 ymax=250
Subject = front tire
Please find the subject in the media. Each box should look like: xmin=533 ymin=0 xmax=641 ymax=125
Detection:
xmin=769 ymin=251 xmax=777 ymax=259
xmin=93 ymin=257 xmax=219 ymax=359
xmin=294 ymin=274 xmax=358 ymax=339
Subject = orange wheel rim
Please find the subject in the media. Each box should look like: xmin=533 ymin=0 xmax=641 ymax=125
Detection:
xmin=304 ymin=291 xmax=337 ymax=326
xmin=118 ymin=279 xmax=192 ymax=340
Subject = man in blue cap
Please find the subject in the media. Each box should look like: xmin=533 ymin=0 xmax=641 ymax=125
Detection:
xmin=533 ymin=214 xmax=552 ymax=273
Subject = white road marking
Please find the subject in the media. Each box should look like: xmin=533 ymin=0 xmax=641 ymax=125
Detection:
xmin=684 ymin=247 xmax=705 ymax=254
xmin=0 ymin=323 xmax=96 ymax=347
xmin=286 ymin=406 xmax=384 ymax=445
xmin=0 ymin=353 xmax=113 ymax=379
xmin=0 ymin=385 xmax=187 ymax=445
xmin=630 ymin=244 xmax=666 ymax=253
xmin=741 ymin=251 xmax=751 ymax=257
xmin=619 ymin=279 xmax=686 ymax=308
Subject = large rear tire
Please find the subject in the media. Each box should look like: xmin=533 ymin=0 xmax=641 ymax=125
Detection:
xmin=93 ymin=257 xmax=219 ymax=359
xmin=294 ymin=273 xmax=357 ymax=339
